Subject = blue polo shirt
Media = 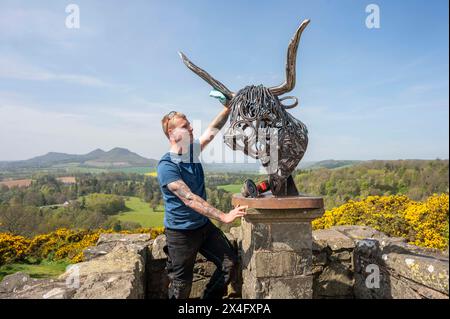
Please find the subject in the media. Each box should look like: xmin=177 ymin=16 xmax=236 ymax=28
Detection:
xmin=157 ymin=140 xmax=208 ymax=230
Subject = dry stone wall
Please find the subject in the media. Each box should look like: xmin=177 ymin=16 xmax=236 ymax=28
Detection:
xmin=1 ymin=226 xmax=447 ymax=299
xmin=311 ymin=226 xmax=449 ymax=299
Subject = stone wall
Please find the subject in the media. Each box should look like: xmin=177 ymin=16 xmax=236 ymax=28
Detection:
xmin=1 ymin=225 xmax=448 ymax=299
xmin=0 ymin=232 xmax=240 ymax=299
xmin=312 ymin=226 xmax=449 ymax=299
xmin=0 ymin=233 xmax=151 ymax=299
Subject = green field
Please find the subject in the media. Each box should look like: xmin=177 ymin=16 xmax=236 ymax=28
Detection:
xmin=65 ymin=166 xmax=107 ymax=174
xmin=64 ymin=166 xmax=154 ymax=174
xmin=217 ymin=184 xmax=242 ymax=194
xmin=0 ymin=260 xmax=70 ymax=282
xmin=117 ymin=197 xmax=164 ymax=228
xmin=108 ymin=167 xmax=155 ymax=174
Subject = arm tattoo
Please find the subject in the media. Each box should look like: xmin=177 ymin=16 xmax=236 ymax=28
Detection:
xmin=200 ymin=108 xmax=231 ymax=150
xmin=167 ymin=180 xmax=224 ymax=222
xmin=209 ymin=108 xmax=231 ymax=130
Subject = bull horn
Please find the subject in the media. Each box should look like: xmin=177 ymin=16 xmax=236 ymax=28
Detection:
xmin=269 ymin=19 xmax=310 ymax=96
xmin=178 ymin=52 xmax=234 ymax=100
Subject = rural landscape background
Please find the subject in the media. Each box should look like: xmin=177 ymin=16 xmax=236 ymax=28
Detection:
xmin=0 ymin=148 xmax=448 ymax=281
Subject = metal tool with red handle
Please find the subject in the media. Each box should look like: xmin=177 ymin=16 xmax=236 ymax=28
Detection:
xmin=241 ymin=179 xmax=271 ymax=198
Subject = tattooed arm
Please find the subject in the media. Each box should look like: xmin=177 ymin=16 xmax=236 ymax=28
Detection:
xmin=199 ymin=104 xmax=231 ymax=151
xmin=167 ymin=179 xmax=247 ymax=224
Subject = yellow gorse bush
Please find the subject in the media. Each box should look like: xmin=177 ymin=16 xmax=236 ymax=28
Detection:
xmin=0 ymin=227 xmax=165 ymax=265
xmin=313 ymin=194 xmax=449 ymax=250
xmin=0 ymin=233 xmax=30 ymax=264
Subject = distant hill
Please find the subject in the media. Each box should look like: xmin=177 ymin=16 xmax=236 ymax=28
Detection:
xmin=203 ymin=159 xmax=361 ymax=172
xmin=0 ymin=148 xmax=158 ymax=169
xmin=0 ymin=149 xmax=361 ymax=173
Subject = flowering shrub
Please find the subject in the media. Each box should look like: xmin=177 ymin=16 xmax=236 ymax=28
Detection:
xmin=0 ymin=233 xmax=30 ymax=264
xmin=0 ymin=227 xmax=165 ymax=265
xmin=403 ymin=194 xmax=449 ymax=249
xmin=313 ymin=194 xmax=449 ymax=249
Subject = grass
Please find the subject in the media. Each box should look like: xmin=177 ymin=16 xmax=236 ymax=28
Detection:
xmin=117 ymin=196 xmax=164 ymax=228
xmin=217 ymin=184 xmax=242 ymax=194
xmin=0 ymin=260 xmax=71 ymax=282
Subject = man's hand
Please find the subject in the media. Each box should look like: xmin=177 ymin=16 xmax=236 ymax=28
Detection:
xmin=209 ymin=89 xmax=230 ymax=106
xmin=221 ymin=205 xmax=248 ymax=224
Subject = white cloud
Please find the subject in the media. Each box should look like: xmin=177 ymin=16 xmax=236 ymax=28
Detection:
xmin=0 ymin=6 xmax=97 ymax=42
xmin=0 ymin=101 xmax=167 ymax=161
xmin=0 ymin=56 xmax=113 ymax=87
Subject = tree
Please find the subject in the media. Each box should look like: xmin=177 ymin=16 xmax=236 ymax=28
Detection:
xmin=0 ymin=204 xmax=41 ymax=236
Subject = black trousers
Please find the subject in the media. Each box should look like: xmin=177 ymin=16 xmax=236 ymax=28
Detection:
xmin=163 ymin=220 xmax=237 ymax=299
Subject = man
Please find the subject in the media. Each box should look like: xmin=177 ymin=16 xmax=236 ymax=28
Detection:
xmin=157 ymin=93 xmax=248 ymax=299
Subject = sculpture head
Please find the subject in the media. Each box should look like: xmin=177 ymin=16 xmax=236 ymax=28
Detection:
xmin=179 ymin=19 xmax=310 ymax=196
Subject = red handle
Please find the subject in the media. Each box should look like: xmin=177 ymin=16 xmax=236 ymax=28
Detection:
xmin=256 ymin=180 xmax=270 ymax=192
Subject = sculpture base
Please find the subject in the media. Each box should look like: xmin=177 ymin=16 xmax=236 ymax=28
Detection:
xmin=232 ymin=193 xmax=324 ymax=299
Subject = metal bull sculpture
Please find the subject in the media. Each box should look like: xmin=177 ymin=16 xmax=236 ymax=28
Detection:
xmin=179 ymin=19 xmax=310 ymax=196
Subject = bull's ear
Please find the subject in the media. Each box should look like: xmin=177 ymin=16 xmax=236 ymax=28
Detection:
xmin=269 ymin=19 xmax=310 ymax=96
xmin=278 ymin=96 xmax=298 ymax=109
xmin=179 ymin=52 xmax=234 ymax=101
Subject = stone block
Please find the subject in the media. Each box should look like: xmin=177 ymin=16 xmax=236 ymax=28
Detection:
xmin=332 ymin=225 xmax=386 ymax=241
xmin=312 ymin=251 xmax=328 ymax=266
xmin=315 ymin=262 xmax=354 ymax=298
xmin=382 ymin=252 xmax=449 ymax=294
xmin=331 ymin=250 xmax=352 ymax=262
xmin=253 ymin=251 xmax=311 ymax=278
xmin=84 ymin=233 xmax=152 ymax=261
xmin=0 ymin=277 xmax=76 ymax=299
xmin=241 ymin=219 xmax=270 ymax=269
xmin=268 ymin=276 xmax=313 ymax=299
xmin=151 ymin=234 xmax=167 ymax=260
xmin=241 ymin=220 xmax=271 ymax=252
xmin=97 ymin=233 xmax=151 ymax=245
xmin=313 ymin=229 xmax=355 ymax=251
xmin=83 ymin=244 xmax=112 ymax=261
xmin=60 ymin=245 xmax=146 ymax=299
xmin=271 ymin=222 xmax=312 ymax=251
xmin=0 ymin=272 xmax=36 ymax=293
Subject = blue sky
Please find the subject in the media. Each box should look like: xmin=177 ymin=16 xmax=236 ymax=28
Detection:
xmin=0 ymin=0 xmax=448 ymax=162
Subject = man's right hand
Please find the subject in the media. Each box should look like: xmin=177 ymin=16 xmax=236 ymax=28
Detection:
xmin=221 ymin=205 xmax=248 ymax=224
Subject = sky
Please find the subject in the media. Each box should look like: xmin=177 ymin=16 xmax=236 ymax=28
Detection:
xmin=0 ymin=0 xmax=448 ymax=162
